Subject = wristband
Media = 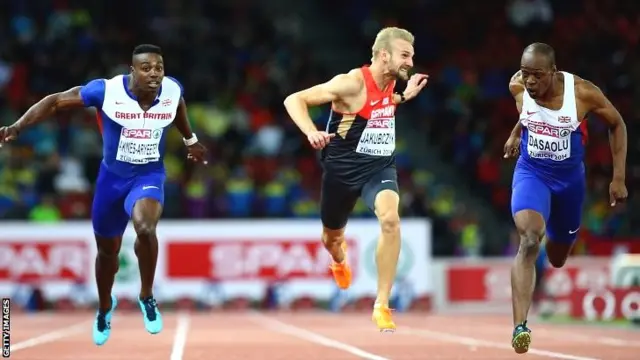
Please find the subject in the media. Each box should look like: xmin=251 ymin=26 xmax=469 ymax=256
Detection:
xmin=183 ymin=133 xmax=198 ymax=146
xmin=395 ymin=92 xmax=406 ymax=103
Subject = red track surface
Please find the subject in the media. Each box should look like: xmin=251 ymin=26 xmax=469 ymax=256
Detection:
xmin=9 ymin=311 xmax=640 ymax=359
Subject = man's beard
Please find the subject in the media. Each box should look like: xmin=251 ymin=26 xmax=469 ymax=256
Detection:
xmin=394 ymin=67 xmax=410 ymax=80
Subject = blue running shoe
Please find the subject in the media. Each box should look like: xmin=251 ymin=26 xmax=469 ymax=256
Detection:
xmin=138 ymin=296 xmax=163 ymax=334
xmin=512 ymin=321 xmax=532 ymax=354
xmin=93 ymin=295 xmax=117 ymax=346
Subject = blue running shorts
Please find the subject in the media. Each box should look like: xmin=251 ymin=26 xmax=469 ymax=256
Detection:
xmin=510 ymin=161 xmax=586 ymax=243
xmin=92 ymin=162 xmax=166 ymax=238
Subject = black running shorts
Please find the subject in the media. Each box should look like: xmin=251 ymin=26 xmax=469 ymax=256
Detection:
xmin=320 ymin=167 xmax=399 ymax=230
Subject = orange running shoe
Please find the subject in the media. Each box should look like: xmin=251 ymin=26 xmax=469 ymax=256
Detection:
xmin=372 ymin=305 xmax=396 ymax=333
xmin=329 ymin=241 xmax=352 ymax=289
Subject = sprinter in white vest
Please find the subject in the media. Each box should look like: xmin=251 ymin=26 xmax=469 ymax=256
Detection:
xmin=503 ymin=43 xmax=628 ymax=354
xmin=0 ymin=44 xmax=207 ymax=346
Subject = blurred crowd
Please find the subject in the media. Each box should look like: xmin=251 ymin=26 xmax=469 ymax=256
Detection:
xmin=0 ymin=0 xmax=637 ymax=257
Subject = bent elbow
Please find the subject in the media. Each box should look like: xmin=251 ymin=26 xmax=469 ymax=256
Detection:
xmin=284 ymin=94 xmax=306 ymax=111
xmin=284 ymin=93 xmax=298 ymax=106
xmin=283 ymin=94 xmax=292 ymax=107
xmin=610 ymin=118 xmax=626 ymax=132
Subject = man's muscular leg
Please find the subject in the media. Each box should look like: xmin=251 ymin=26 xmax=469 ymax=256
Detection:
xmin=129 ymin=197 xmax=164 ymax=334
xmin=323 ymin=225 xmax=352 ymax=289
xmin=509 ymin=168 xmax=553 ymax=352
xmin=359 ymin=168 xmax=401 ymax=332
xmin=512 ymin=210 xmax=545 ymax=327
xmin=510 ymin=209 xmax=548 ymax=354
xmin=372 ymin=189 xmax=401 ymax=308
xmin=92 ymin=233 xmax=123 ymax=346
xmin=131 ymin=198 xmax=163 ymax=300
xmin=323 ymin=227 xmax=347 ymax=264
xmin=95 ymin=236 xmax=123 ymax=313
xmin=320 ymin=175 xmax=358 ymax=289
xmin=368 ymin=188 xmax=401 ymax=333
xmin=91 ymin=164 xmax=129 ymax=345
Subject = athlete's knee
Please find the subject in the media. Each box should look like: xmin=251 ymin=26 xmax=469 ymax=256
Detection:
xmin=374 ymin=190 xmax=400 ymax=234
xmin=517 ymin=230 xmax=542 ymax=259
xmin=515 ymin=227 xmax=544 ymax=259
xmin=322 ymin=227 xmax=345 ymax=247
xmin=513 ymin=210 xmax=545 ymax=259
xmin=377 ymin=209 xmax=400 ymax=235
xmin=97 ymin=247 xmax=119 ymax=259
xmin=95 ymin=237 xmax=121 ymax=258
xmin=134 ymin=220 xmax=157 ymax=239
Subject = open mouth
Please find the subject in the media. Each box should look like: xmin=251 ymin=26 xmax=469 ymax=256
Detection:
xmin=148 ymin=81 xmax=160 ymax=88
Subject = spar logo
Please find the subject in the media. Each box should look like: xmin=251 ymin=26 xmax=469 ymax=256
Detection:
xmin=166 ymin=240 xmax=358 ymax=280
xmin=364 ymin=237 xmax=413 ymax=280
xmin=366 ymin=119 xmax=394 ymax=129
xmin=121 ymin=128 xmax=162 ymax=139
xmin=527 ymin=123 xmax=571 ymax=138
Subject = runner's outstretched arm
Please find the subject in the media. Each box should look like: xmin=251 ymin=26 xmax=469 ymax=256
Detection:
xmin=0 ymin=86 xmax=86 ymax=141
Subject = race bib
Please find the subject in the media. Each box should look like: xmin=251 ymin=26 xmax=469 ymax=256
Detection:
xmin=356 ymin=118 xmax=395 ymax=157
xmin=116 ymin=128 xmax=163 ymax=164
xmin=526 ymin=123 xmax=571 ymax=161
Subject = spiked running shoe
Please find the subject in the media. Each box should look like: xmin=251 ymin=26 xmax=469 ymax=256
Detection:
xmin=372 ymin=305 xmax=396 ymax=333
xmin=329 ymin=241 xmax=352 ymax=289
xmin=93 ymin=294 xmax=118 ymax=346
xmin=138 ymin=296 xmax=163 ymax=334
xmin=512 ymin=321 xmax=532 ymax=354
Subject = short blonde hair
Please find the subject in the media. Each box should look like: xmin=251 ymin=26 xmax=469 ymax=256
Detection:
xmin=371 ymin=27 xmax=415 ymax=60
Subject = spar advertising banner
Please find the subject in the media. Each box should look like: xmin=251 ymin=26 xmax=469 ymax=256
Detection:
xmin=0 ymin=219 xmax=432 ymax=309
xmin=440 ymin=258 xmax=610 ymax=308
xmin=437 ymin=256 xmax=640 ymax=320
